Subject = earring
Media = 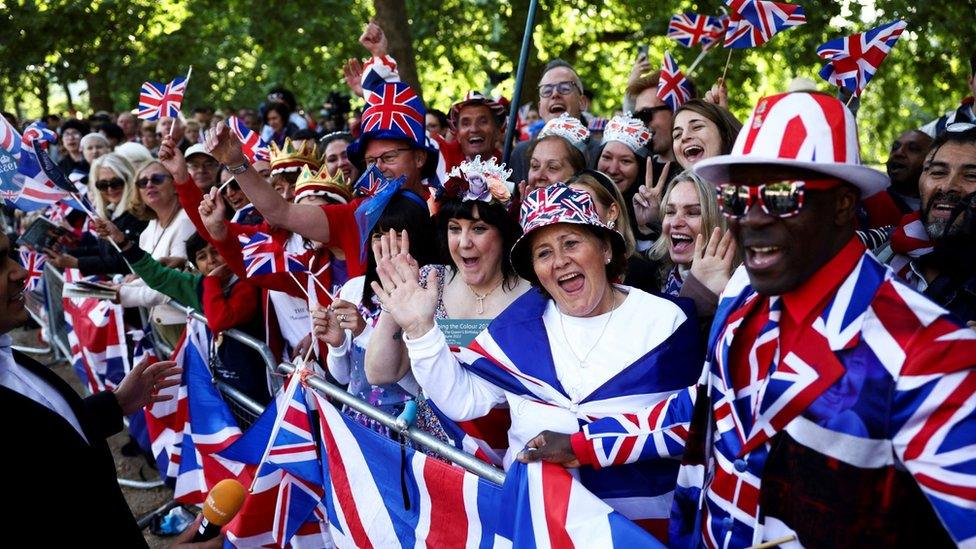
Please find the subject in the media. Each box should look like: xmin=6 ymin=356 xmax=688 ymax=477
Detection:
xmin=605 ymin=256 xmax=611 ymax=265
xmin=607 ymin=220 xmax=616 ymax=230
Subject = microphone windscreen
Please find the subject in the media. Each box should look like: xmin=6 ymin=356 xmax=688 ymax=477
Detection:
xmin=201 ymin=479 xmax=246 ymax=526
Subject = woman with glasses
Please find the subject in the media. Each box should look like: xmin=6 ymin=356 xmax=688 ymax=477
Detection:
xmin=649 ymin=170 xmax=739 ymax=318
xmin=43 ymin=153 xmax=149 ymax=276
xmin=110 ymin=161 xmax=197 ymax=347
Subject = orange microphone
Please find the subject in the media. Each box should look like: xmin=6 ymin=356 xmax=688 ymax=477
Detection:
xmin=192 ymin=479 xmax=246 ymax=541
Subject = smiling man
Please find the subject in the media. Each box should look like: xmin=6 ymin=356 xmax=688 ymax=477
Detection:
xmin=885 ymin=125 xmax=976 ymax=321
xmin=520 ymin=92 xmax=976 ymax=547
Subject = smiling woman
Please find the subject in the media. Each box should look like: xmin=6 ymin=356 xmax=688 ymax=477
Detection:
xmin=671 ymin=100 xmax=742 ymax=170
xmin=373 ymin=183 xmax=702 ymax=538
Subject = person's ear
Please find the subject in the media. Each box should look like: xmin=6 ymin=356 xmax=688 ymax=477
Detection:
xmin=607 ymin=202 xmax=620 ymax=224
xmin=579 ymin=92 xmax=590 ymax=114
xmin=414 ymin=149 xmax=426 ymax=171
xmin=834 ymin=185 xmax=860 ymax=226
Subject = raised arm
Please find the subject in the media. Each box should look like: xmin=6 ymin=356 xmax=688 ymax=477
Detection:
xmin=202 ymin=122 xmax=331 ymax=243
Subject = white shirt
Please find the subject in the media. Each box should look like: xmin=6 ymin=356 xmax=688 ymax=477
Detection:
xmin=269 ymin=233 xmax=312 ymax=349
xmin=122 ymin=208 xmax=198 ymax=325
xmin=0 ymin=335 xmax=88 ymax=443
xmin=406 ymin=287 xmax=687 ymax=468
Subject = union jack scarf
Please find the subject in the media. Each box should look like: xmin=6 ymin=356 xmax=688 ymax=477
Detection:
xmin=888 ymin=211 xmax=933 ymax=282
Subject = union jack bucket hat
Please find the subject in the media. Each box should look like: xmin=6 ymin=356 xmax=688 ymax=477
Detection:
xmin=510 ymin=183 xmax=625 ymax=280
xmin=346 ymin=82 xmax=439 ymax=178
xmin=694 ymin=91 xmax=889 ymax=197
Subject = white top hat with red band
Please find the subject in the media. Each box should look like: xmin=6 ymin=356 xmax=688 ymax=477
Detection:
xmin=694 ymin=92 xmax=889 ymax=197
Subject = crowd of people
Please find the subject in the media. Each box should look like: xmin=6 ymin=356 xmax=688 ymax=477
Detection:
xmin=2 ymin=18 xmax=975 ymax=548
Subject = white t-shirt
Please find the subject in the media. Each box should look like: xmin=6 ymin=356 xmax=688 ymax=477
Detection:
xmin=269 ymin=232 xmax=312 ymax=350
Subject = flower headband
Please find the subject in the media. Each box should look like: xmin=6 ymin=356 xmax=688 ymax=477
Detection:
xmin=444 ymin=155 xmax=514 ymax=207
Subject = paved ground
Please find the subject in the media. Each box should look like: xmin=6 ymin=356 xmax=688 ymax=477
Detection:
xmin=11 ymin=325 xmax=179 ymax=548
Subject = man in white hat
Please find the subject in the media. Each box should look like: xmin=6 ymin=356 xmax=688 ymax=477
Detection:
xmin=520 ymin=91 xmax=976 ymax=547
xmin=185 ymin=143 xmax=220 ymax=192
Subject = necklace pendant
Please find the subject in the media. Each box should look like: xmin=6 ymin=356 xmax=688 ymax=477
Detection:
xmin=476 ymin=297 xmax=485 ymax=315
xmin=578 ymin=360 xmax=586 ymax=369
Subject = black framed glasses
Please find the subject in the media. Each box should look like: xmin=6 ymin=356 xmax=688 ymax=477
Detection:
xmin=136 ymin=173 xmax=172 ymax=188
xmin=717 ymin=180 xmax=837 ymax=219
xmin=364 ymin=148 xmax=412 ymax=166
xmin=633 ymin=105 xmax=671 ymax=126
xmin=538 ymin=81 xmax=580 ymax=98
xmin=94 ymin=177 xmax=125 ymax=192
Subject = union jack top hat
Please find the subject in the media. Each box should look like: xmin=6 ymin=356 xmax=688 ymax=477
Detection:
xmin=510 ymin=183 xmax=625 ymax=281
xmin=346 ymin=81 xmax=439 ymax=178
xmin=694 ymin=92 xmax=889 ymax=197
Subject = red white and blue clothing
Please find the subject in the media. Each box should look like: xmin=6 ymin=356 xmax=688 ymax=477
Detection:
xmin=404 ymin=286 xmax=702 ymax=539
xmin=572 ymin=238 xmax=976 ymax=547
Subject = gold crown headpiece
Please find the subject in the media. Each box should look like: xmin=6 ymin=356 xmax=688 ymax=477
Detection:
xmin=270 ymin=138 xmax=320 ymax=175
xmin=294 ymin=164 xmax=353 ymax=204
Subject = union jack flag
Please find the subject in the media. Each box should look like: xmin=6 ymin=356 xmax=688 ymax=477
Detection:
xmin=724 ymin=0 xmax=806 ymax=49
xmin=657 ymin=51 xmax=694 ymax=111
xmin=137 ymin=76 xmax=187 ymax=121
xmin=222 ymin=373 xmax=329 ymax=548
xmin=228 ymin=115 xmax=270 ymax=163
xmin=241 ymin=232 xmax=307 ymax=278
xmin=668 ymin=13 xmax=726 ymax=49
xmin=361 ymin=82 xmax=425 ymax=144
xmin=19 ymin=248 xmax=45 ymax=292
xmin=817 ymin=20 xmax=908 ymax=97
xmin=0 ymin=114 xmax=19 ymax=159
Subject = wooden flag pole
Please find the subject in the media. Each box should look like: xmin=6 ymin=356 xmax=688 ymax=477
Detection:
xmin=686 ymin=47 xmax=711 ymax=77
xmin=167 ymin=65 xmax=193 ymax=139
xmin=720 ymin=50 xmax=734 ymax=83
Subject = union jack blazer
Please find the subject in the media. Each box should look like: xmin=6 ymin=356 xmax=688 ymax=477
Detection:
xmin=575 ymin=248 xmax=976 ymax=547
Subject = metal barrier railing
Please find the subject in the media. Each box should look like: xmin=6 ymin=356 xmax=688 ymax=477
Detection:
xmin=37 ymin=263 xmax=507 ymax=489
xmin=279 ymin=363 xmax=507 ymax=486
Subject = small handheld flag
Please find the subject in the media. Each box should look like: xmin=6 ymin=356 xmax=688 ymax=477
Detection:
xmin=657 ymin=52 xmax=695 ymax=111
xmin=138 ymin=75 xmax=188 ymax=121
xmin=724 ymin=0 xmax=806 ymax=49
xmin=817 ymin=20 xmax=908 ymax=97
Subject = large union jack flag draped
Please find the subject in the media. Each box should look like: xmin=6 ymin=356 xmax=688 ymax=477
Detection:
xmin=137 ymin=76 xmax=187 ymax=121
xmin=361 ymin=82 xmax=425 ymax=145
xmin=241 ymin=232 xmax=308 ymax=278
xmin=657 ymin=51 xmax=695 ymax=111
xmin=817 ymin=20 xmax=908 ymax=97
xmin=724 ymin=0 xmax=806 ymax=49
xmin=228 ymin=115 xmax=270 ymax=163
xmin=668 ymin=13 xmax=727 ymax=49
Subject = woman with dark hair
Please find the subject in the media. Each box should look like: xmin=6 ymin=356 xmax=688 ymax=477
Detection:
xmin=594 ymin=113 xmax=651 ymax=239
xmin=373 ymin=183 xmax=701 ymax=538
xmin=318 ymin=131 xmax=359 ymax=183
xmin=264 ymin=103 xmax=299 ymax=147
xmin=364 ymin=156 xmax=530 ymax=385
xmin=671 ymin=99 xmax=742 ymax=169
xmin=312 ymin=192 xmax=436 ymax=434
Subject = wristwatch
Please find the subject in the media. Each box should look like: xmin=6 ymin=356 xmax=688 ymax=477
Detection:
xmin=226 ymin=159 xmax=250 ymax=174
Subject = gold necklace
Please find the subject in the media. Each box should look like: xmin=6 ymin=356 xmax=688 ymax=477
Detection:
xmin=559 ymin=287 xmax=616 ymax=369
xmin=469 ymin=279 xmax=503 ymax=315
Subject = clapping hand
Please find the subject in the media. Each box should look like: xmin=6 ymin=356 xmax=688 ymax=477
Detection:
xmin=199 ymin=188 xmax=228 ymax=241
xmin=689 ymin=227 xmax=737 ymax=297
xmin=369 ymin=229 xmax=437 ymax=339
xmin=343 ymin=58 xmax=365 ymax=98
xmin=633 ymin=160 xmax=670 ymax=235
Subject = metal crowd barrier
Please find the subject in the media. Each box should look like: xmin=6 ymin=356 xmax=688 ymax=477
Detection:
xmin=279 ymin=363 xmax=507 ymax=486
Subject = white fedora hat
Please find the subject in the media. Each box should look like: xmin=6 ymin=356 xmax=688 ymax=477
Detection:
xmin=694 ymin=92 xmax=889 ymax=197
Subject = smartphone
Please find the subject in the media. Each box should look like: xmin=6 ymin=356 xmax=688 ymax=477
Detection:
xmin=637 ymin=45 xmax=649 ymax=60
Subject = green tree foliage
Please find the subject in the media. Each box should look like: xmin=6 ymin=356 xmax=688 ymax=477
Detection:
xmin=3 ymin=0 xmax=975 ymax=162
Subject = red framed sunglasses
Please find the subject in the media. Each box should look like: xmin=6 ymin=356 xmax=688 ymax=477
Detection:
xmin=717 ymin=179 xmax=839 ymax=219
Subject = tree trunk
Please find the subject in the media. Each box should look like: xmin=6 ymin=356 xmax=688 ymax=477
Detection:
xmin=37 ymin=73 xmax=50 ymax=115
xmin=62 ymin=81 xmax=75 ymax=113
xmin=85 ymin=72 xmax=113 ymax=114
xmin=372 ymin=0 xmax=423 ymax=101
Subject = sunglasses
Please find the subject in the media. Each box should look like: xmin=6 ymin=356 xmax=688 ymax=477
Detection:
xmin=220 ymin=177 xmax=240 ymax=193
xmin=94 ymin=177 xmax=125 ymax=192
xmin=717 ymin=180 xmax=838 ymax=219
xmin=633 ymin=105 xmax=671 ymax=125
xmin=136 ymin=173 xmax=172 ymax=188
xmin=538 ymin=81 xmax=580 ymax=99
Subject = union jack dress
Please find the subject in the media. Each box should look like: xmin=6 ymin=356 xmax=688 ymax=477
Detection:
xmin=572 ymin=244 xmax=976 ymax=547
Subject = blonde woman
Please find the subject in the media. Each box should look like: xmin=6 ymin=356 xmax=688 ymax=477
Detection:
xmin=650 ymin=169 xmax=738 ymax=316
xmin=44 ymin=153 xmax=149 ymax=276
